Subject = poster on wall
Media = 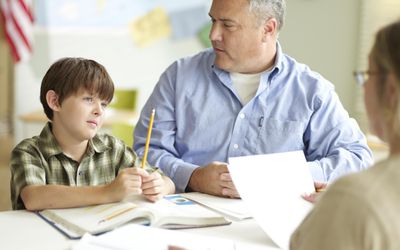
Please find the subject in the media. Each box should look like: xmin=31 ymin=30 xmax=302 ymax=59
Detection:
xmin=34 ymin=0 xmax=210 ymax=46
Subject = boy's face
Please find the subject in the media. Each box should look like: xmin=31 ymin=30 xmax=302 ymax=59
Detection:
xmin=53 ymin=89 xmax=109 ymax=142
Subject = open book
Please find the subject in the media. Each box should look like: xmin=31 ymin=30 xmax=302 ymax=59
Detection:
xmin=182 ymin=192 xmax=252 ymax=220
xmin=37 ymin=194 xmax=231 ymax=239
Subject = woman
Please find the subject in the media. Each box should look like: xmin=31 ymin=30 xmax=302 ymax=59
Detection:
xmin=290 ymin=20 xmax=400 ymax=250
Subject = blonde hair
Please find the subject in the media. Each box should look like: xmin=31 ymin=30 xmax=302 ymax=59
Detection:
xmin=370 ymin=19 xmax=400 ymax=134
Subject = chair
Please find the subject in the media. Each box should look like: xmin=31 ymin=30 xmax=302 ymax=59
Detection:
xmin=109 ymin=89 xmax=138 ymax=147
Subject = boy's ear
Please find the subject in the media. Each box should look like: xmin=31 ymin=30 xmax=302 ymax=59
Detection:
xmin=46 ymin=90 xmax=61 ymax=111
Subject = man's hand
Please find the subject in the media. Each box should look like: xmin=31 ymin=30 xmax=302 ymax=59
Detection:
xmin=187 ymin=161 xmax=240 ymax=198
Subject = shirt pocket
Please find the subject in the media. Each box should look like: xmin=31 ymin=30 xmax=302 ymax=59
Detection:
xmin=252 ymin=118 xmax=306 ymax=153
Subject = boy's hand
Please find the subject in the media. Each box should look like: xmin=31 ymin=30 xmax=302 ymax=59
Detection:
xmin=141 ymin=171 xmax=169 ymax=202
xmin=108 ymin=167 xmax=149 ymax=201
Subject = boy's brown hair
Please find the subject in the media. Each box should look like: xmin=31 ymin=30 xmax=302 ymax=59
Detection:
xmin=40 ymin=57 xmax=115 ymax=120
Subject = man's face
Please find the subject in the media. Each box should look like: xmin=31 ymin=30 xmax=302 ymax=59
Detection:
xmin=209 ymin=0 xmax=268 ymax=74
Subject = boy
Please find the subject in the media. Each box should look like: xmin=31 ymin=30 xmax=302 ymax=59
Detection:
xmin=10 ymin=57 xmax=175 ymax=210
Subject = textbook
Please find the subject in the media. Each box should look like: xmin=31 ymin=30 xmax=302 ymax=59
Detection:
xmin=37 ymin=194 xmax=231 ymax=239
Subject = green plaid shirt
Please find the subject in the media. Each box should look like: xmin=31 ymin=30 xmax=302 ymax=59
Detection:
xmin=10 ymin=122 xmax=160 ymax=210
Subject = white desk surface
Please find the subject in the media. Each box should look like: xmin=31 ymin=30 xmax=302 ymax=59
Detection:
xmin=0 ymin=210 xmax=280 ymax=250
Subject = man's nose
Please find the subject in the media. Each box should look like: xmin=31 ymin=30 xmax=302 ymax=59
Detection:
xmin=209 ymin=23 xmax=222 ymax=42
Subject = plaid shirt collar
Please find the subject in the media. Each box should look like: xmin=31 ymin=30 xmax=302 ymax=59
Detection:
xmin=38 ymin=122 xmax=111 ymax=161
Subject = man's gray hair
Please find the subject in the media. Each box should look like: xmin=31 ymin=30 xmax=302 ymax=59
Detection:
xmin=248 ymin=0 xmax=286 ymax=30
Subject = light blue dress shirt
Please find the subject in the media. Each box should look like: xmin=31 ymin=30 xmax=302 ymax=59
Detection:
xmin=134 ymin=44 xmax=373 ymax=192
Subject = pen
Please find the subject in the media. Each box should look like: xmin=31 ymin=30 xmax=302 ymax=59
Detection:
xmin=98 ymin=206 xmax=136 ymax=224
xmin=141 ymin=109 xmax=155 ymax=168
xmin=316 ymin=188 xmax=326 ymax=193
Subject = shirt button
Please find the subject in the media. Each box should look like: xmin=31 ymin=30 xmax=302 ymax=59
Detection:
xmin=233 ymin=144 xmax=239 ymax=149
xmin=239 ymin=113 xmax=245 ymax=119
xmin=78 ymin=171 xmax=83 ymax=176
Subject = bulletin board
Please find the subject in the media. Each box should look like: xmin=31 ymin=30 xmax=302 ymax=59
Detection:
xmin=34 ymin=0 xmax=211 ymax=47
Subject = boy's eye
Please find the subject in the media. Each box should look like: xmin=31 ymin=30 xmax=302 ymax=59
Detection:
xmin=101 ymin=102 xmax=108 ymax=108
xmin=84 ymin=97 xmax=93 ymax=103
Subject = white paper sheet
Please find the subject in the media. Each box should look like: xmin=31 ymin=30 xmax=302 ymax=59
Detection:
xmin=72 ymin=224 xmax=235 ymax=250
xmin=228 ymin=151 xmax=315 ymax=250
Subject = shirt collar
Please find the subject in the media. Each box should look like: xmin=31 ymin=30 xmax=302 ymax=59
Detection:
xmin=38 ymin=122 xmax=110 ymax=160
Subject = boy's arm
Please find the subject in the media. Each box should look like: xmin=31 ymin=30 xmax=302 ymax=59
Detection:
xmin=21 ymin=184 xmax=115 ymax=211
xmin=21 ymin=167 xmax=147 ymax=211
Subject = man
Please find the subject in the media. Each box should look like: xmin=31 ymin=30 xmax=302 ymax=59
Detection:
xmin=134 ymin=0 xmax=373 ymax=197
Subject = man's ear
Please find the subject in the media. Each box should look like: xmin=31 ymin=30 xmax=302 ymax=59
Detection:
xmin=46 ymin=90 xmax=61 ymax=111
xmin=261 ymin=18 xmax=277 ymax=42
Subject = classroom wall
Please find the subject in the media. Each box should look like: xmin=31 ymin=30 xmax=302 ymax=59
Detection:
xmin=279 ymin=0 xmax=361 ymax=118
xmin=13 ymin=0 xmax=210 ymax=143
xmin=13 ymin=0 xmax=362 ymax=143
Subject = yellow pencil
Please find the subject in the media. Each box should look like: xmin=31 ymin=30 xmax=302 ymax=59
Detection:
xmin=141 ymin=109 xmax=155 ymax=168
xmin=98 ymin=206 xmax=136 ymax=224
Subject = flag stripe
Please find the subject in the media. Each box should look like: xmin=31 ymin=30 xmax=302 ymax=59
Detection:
xmin=0 ymin=0 xmax=33 ymax=62
xmin=0 ymin=9 xmax=20 ymax=61
xmin=17 ymin=0 xmax=33 ymax=22
xmin=9 ymin=2 xmax=31 ymax=50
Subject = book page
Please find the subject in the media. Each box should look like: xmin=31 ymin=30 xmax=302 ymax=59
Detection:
xmin=139 ymin=194 xmax=231 ymax=228
xmin=182 ymin=192 xmax=252 ymax=220
xmin=39 ymin=201 xmax=152 ymax=236
xmin=228 ymin=151 xmax=314 ymax=250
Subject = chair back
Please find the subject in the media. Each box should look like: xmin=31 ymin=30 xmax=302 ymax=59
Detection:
xmin=109 ymin=88 xmax=138 ymax=147
xmin=110 ymin=89 xmax=138 ymax=111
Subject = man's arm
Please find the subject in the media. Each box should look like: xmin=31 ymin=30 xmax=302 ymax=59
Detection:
xmin=304 ymin=88 xmax=373 ymax=182
xmin=134 ymin=64 xmax=240 ymax=197
xmin=134 ymin=64 xmax=199 ymax=193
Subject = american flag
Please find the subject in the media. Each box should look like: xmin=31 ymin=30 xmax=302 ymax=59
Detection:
xmin=0 ymin=0 xmax=34 ymax=62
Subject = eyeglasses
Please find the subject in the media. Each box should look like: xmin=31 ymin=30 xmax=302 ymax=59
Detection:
xmin=353 ymin=70 xmax=385 ymax=86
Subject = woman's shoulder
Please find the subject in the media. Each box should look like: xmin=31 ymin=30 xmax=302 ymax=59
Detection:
xmin=324 ymin=157 xmax=400 ymax=209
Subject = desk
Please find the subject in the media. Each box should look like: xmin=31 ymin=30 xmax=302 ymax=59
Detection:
xmin=0 ymin=210 xmax=279 ymax=250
